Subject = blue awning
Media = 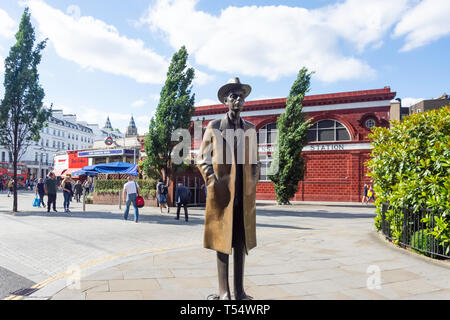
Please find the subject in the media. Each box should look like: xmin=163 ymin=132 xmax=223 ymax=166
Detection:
xmin=71 ymin=169 xmax=99 ymax=177
xmin=81 ymin=162 xmax=138 ymax=176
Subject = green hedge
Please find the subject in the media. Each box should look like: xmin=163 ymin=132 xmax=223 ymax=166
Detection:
xmin=94 ymin=179 xmax=157 ymax=198
xmin=367 ymin=106 xmax=449 ymax=254
xmin=410 ymin=230 xmax=434 ymax=257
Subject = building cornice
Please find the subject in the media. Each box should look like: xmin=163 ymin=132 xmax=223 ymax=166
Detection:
xmin=194 ymin=88 xmax=396 ymax=117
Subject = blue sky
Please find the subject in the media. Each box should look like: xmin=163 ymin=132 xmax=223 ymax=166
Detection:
xmin=0 ymin=0 xmax=449 ymax=135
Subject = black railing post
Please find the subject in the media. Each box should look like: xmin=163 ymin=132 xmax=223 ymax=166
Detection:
xmin=401 ymin=208 xmax=406 ymax=246
xmin=381 ymin=203 xmax=388 ymax=236
xmin=429 ymin=209 xmax=435 ymax=259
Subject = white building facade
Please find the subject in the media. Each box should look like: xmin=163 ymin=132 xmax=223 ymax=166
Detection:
xmin=0 ymin=109 xmax=96 ymax=179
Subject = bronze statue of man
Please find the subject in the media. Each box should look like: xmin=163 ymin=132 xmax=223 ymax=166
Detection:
xmin=197 ymin=77 xmax=260 ymax=300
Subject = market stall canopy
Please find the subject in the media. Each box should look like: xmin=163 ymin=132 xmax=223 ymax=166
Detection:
xmin=81 ymin=162 xmax=138 ymax=176
xmin=70 ymin=169 xmax=99 ymax=177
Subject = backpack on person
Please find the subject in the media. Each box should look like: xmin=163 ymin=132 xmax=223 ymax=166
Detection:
xmin=159 ymin=183 xmax=168 ymax=195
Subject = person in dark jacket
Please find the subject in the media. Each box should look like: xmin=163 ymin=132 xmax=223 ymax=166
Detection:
xmin=35 ymin=178 xmax=46 ymax=208
xmin=74 ymin=180 xmax=83 ymax=203
xmin=175 ymin=182 xmax=190 ymax=222
xmin=44 ymin=173 xmax=58 ymax=212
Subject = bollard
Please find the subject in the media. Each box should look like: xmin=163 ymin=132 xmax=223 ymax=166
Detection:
xmin=119 ymin=190 xmax=122 ymax=210
xmin=83 ymin=192 xmax=86 ymax=212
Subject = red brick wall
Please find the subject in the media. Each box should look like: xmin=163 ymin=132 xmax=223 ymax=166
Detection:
xmin=256 ymin=150 xmax=371 ymax=202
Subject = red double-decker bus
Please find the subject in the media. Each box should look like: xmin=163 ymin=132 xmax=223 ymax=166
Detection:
xmin=0 ymin=162 xmax=28 ymax=188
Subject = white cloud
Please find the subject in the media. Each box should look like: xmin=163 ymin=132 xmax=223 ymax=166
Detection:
xmin=393 ymin=0 xmax=450 ymax=51
xmin=193 ymin=68 xmax=214 ymax=85
xmin=26 ymin=0 xmax=168 ymax=84
xmin=141 ymin=0 xmax=419 ymax=82
xmin=131 ymin=99 xmax=147 ymax=108
xmin=0 ymin=9 xmax=16 ymax=39
xmin=320 ymin=0 xmax=411 ymax=52
xmin=401 ymin=97 xmax=423 ymax=108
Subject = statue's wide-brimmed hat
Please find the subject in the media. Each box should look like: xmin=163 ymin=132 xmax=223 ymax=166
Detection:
xmin=217 ymin=77 xmax=251 ymax=104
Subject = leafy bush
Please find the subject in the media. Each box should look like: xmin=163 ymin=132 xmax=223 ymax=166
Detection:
xmin=94 ymin=179 xmax=157 ymax=198
xmin=367 ymin=106 xmax=449 ymax=254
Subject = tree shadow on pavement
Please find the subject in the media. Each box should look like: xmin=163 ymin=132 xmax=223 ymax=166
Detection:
xmin=13 ymin=209 xmax=313 ymax=230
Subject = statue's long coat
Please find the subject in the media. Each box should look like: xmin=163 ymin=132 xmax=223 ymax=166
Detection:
xmin=197 ymin=115 xmax=260 ymax=255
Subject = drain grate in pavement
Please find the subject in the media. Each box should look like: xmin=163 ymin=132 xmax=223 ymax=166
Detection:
xmin=10 ymin=287 xmax=39 ymax=296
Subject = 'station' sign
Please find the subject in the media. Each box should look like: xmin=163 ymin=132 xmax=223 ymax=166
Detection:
xmin=303 ymin=143 xmax=372 ymax=152
xmin=307 ymin=144 xmax=345 ymax=151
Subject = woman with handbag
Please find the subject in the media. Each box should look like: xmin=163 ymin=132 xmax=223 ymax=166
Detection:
xmin=62 ymin=174 xmax=74 ymax=213
xmin=123 ymin=176 xmax=141 ymax=223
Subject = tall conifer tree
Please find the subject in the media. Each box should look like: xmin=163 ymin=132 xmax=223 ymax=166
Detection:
xmin=144 ymin=46 xmax=195 ymax=181
xmin=0 ymin=8 xmax=51 ymax=212
xmin=270 ymin=68 xmax=312 ymax=204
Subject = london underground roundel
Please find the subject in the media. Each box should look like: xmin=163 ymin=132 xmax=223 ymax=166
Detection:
xmin=104 ymin=136 xmax=113 ymax=146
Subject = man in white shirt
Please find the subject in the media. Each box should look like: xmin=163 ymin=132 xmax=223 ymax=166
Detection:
xmin=123 ymin=176 xmax=140 ymax=223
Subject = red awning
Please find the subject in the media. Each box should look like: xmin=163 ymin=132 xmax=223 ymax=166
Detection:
xmin=51 ymin=169 xmax=67 ymax=177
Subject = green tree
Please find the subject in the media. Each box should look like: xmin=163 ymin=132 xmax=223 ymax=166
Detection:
xmin=269 ymin=68 xmax=312 ymax=204
xmin=367 ymin=106 xmax=449 ymax=254
xmin=143 ymin=46 xmax=195 ymax=182
xmin=0 ymin=8 xmax=51 ymax=212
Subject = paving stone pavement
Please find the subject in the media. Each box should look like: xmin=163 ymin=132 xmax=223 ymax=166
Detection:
xmin=1 ymin=191 xmax=449 ymax=300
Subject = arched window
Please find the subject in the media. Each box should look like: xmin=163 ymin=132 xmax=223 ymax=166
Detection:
xmin=307 ymin=120 xmax=350 ymax=143
xmin=258 ymin=123 xmax=277 ymax=145
xmin=258 ymin=123 xmax=278 ymax=181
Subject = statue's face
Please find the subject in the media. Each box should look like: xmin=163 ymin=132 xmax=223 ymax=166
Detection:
xmin=225 ymin=89 xmax=245 ymax=114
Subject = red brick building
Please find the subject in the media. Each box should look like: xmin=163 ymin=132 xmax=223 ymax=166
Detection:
xmin=182 ymin=87 xmax=396 ymax=203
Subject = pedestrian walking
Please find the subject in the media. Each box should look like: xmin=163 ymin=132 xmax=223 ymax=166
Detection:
xmin=175 ymin=182 xmax=190 ymax=222
xmin=366 ymin=184 xmax=376 ymax=204
xmin=0 ymin=179 xmax=3 ymax=193
xmin=123 ymin=176 xmax=140 ymax=223
xmin=44 ymin=173 xmax=58 ymax=212
xmin=156 ymin=178 xmax=169 ymax=213
xmin=74 ymin=180 xmax=83 ymax=203
xmin=83 ymin=180 xmax=91 ymax=196
xmin=7 ymin=179 xmax=14 ymax=197
xmin=35 ymin=178 xmax=46 ymax=208
xmin=62 ymin=175 xmax=74 ymax=213
xmin=361 ymin=183 xmax=368 ymax=204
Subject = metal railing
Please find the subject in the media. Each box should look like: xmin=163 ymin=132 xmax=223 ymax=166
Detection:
xmin=381 ymin=204 xmax=449 ymax=259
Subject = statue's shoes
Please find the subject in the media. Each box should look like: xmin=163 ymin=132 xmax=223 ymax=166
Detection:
xmin=234 ymin=294 xmax=253 ymax=300
xmin=206 ymin=293 xmax=232 ymax=300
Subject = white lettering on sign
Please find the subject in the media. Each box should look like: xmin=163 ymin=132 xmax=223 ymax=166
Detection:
xmin=304 ymin=143 xmax=373 ymax=152
xmin=308 ymin=144 xmax=345 ymax=151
